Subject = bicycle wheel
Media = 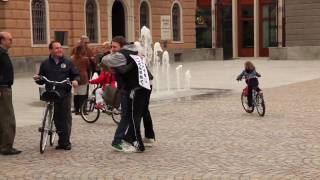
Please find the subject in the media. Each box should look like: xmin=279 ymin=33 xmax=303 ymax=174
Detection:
xmin=111 ymin=105 xmax=121 ymax=125
xmin=49 ymin=106 xmax=56 ymax=146
xmin=80 ymin=98 xmax=100 ymax=123
xmin=40 ymin=104 xmax=51 ymax=153
xmin=241 ymin=92 xmax=254 ymax=113
xmin=255 ymin=93 xmax=266 ymax=117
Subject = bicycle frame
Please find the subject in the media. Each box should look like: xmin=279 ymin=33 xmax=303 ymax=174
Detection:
xmin=38 ymin=76 xmax=70 ymax=153
xmin=243 ymin=87 xmax=259 ymax=105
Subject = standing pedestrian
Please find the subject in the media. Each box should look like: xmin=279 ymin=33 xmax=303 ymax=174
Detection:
xmin=34 ymin=41 xmax=80 ymax=150
xmin=0 ymin=32 xmax=22 ymax=155
xmin=71 ymin=45 xmax=92 ymax=115
xmin=71 ymin=36 xmax=95 ymax=114
xmin=103 ymin=38 xmax=153 ymax=152
xmin=104 ymin=36 xmax=131 ymax=152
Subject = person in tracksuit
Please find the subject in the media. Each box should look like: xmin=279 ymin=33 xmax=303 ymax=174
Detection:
xmin=106 ymin=36 xmax=155 ymax=152
xmin=103 ymin=42 xmax=152 ymax=152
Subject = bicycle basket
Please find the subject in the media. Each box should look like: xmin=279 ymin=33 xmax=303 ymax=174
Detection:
xmin=41 ymin=90 xmax=61 ymax=102
xmin=243 ymin=87 xmax=249 ymax=97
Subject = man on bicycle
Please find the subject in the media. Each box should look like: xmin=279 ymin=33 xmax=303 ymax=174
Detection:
xmin=33 ymin=41 xmax=80 ymax=150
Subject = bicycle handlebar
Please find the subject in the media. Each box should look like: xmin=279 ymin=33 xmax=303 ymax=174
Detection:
xmin=41 ymin=76 xmax=71 ymax=86
xmin=238 ymin=76 xmax=260 ymax=81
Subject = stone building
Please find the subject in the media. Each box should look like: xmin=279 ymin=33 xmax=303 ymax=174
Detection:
xmin=0 ymin=0 xmax=317 ymax=72
xmin=0 ymin=0 xmax=201 ymax=72
xmin=270 ymin=0 xmax=320 ymax=60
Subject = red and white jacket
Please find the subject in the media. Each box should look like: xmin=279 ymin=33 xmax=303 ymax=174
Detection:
xmin=89 ymin=71 xmax=117 ymax=90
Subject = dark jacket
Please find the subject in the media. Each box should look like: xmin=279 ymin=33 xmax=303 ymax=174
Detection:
xmin=0 ymin=47 xmax=14 ymax=86
xmin=36 ymin=55 xmax=80 ymax=96
xmin=117 ymin=48 xmax=140 ymax=91
xmin=101 ymin=44 xmax=153 ymax=91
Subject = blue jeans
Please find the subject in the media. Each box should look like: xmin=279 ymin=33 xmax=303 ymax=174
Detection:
xmin=112 ymin=91 xmax=130 ymax=145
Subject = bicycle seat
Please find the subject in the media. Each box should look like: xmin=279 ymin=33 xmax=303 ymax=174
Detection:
xmin=41 ymin=90 xmax=61 ymax=102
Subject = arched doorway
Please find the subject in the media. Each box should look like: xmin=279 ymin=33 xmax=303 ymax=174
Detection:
xmin=112 ymin=1 xmax=125 ymax=37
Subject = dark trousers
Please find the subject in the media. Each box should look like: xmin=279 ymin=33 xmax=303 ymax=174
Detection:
xmin=143 ymin=108 xmax=155 ymax=139
xmin=73 ymin=85 xmax=89 ymax=113
xmin=53 ymin=93 xmax=72 ymax=146
xmin=125 ymin=88 xmax=151 ymax=151
xmin=246 ymin=78 xmax=261 ymax=107
xmin=73 ymin=95 xmax=87 ymax=112
xmin=125 ymin=85 xmax=155 ymax=142
xmin=0 ymin=87 xmax=16 ymax=151
xmin=112 ymin=91 xmax=130 ymax=145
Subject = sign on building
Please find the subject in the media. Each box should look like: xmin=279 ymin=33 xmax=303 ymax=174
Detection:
xmin=160 ymin=16 xmax=171 ymax=40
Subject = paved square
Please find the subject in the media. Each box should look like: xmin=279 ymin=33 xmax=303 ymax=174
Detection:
xmin=1 ymin=60 xmax=320 ymax=179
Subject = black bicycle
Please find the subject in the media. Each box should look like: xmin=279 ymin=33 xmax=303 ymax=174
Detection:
xmin=80 ymin=86 xmax=121 ymax=124
xmin=239 ymin=77 xmax=266 ymax=117
xmin=38 ymin=76 xmax=71 ymax=153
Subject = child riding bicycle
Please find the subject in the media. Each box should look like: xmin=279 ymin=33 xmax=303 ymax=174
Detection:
xmin=236 ymin=61 xmax=262 ymax=108
xmin=88 ymin=65 xmax=116 ymax=109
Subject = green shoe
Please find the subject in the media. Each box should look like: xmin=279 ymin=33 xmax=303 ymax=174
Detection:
xmin=112 ymin=142 xmax=124 ymax=152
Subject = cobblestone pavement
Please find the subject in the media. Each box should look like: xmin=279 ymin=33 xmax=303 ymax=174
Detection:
xmin=1 ymin=78 xmax=320 ymax=179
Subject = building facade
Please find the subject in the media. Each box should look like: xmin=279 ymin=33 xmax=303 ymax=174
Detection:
xmin=0 ymin=0 xmax=318 ymax=73
xmin=270 ymin=0 xmax=320 ymax=60
xmin=196 ymin=0 xmax=284 ymax=59
xmin=0 ymin=0 xmax=203 ymax=72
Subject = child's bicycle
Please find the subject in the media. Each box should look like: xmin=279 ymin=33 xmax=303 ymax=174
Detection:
xmin=239 ymin=77 xmax=266 ymax=117
xmin=80 ymin=86 xmax=121 ymax=124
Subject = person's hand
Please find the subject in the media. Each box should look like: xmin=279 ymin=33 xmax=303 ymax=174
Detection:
xmin=33 ymin=75 xmax=41 ymax=81
xmin=72 ymin=80 xmax=78 ymax=88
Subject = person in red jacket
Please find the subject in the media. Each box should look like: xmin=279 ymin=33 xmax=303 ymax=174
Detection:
xmin=89 ymin=66 xmax=116 ymax=109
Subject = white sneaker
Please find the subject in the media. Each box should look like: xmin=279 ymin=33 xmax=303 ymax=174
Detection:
xmin=112 ymin=108 xmax=121 ymax=115
xmin=143 ymin=138 xmax=155 ymax=147
xmin=122 ymin=145 xmax=138 ymax=153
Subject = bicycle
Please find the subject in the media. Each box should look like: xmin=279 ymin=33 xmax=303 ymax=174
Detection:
xmin=37 ymin=76 xmax=71 ymax=153
xmin=239 ymin=77 xmax=266 ymax=117
xmin=80 ymin=85 xmax=121 ymax=124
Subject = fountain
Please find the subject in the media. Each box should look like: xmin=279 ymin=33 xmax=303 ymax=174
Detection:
xmin=184 ymin=70 xmax=191 ymax=90
xmin=152 ymin=42 xmax=163 ymax=92
xmin=162 ymin=51 xmax=171 ymax=91
xmin=175 ymin=65 xmax=183 ymax=91
xmin=140 ymin=26 xmax=153 ymax=67
xmin=137 ymin=26 xmax=195 ymax=100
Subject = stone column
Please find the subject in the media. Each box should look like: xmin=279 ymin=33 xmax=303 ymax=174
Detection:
xmin=278 ymin=0 xmax=283 ymax=47
xmin=212 ymin=0 xmax=216 ymax=48
xmin=126 ymin=0 xmax=135 ymax=42
xmin=232 ymin=0 xmax=238 ymax=58
xmin=107 ymin=0 xmax=113 ymax=42
xmin=254 ymin=0 xmax=260 ymax=57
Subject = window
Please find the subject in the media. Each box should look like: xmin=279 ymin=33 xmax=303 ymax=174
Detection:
xmin=86 ymin=0 xmax=98 ymax=43
xmin=172 ymin=3 xmax=182 ymax=41
xmin=140 ymin=1 xmax=150 ymax=29
xmin=262 ymin=3 xmax=278 ymax=48
xmin=55 ymin=31 xmax=68 ymax=46
xmin=31 ymin=0 xmax=48 ymax=44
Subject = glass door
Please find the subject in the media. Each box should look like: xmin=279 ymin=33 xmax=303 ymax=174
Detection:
xmin=260 ymin=0 xmax=278 ymax=56
xmin=216 ymin=0 xmax=233 ymax=59
xmin=238 ymin=0 xmax=254 ymax=57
